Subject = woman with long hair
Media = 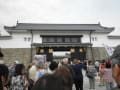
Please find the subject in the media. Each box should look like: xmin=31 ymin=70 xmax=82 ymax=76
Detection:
xmin=10 ymin=64 xmax=29 ymax=90
xmin=101 ymin=61 xmax=114 ymax=90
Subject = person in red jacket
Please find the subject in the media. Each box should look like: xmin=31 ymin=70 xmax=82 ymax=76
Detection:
xmin=99 ymin=60 xmax=105 ymax=86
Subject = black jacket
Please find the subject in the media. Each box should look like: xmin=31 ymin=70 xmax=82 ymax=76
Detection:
xmin=72 ymin=63 xmax=87 ymax=80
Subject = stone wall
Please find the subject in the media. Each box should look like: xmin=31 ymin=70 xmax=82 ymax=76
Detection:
xmin=86 ymin=47 xmax=108 ymax=61
xmin=2 ymin=48 xmax=36 ymax=66
xmin=1 ymin=47 xmax=108 ymax=66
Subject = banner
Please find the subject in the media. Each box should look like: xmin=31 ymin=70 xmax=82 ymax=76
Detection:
xmin=34 ymin=55 xmax=46 ymax=63
xmin=103 ymin=44 xmax=114 ymax=56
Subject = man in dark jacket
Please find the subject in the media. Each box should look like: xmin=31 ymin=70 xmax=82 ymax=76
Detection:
xmin=111 ymin=45 xmax=120 ymax=90
xmin=72 ymin=58 xmax=87 ymax=90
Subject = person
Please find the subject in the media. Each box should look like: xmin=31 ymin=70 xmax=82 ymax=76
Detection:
xmin=72 ymin=58 xmax=87 ymax=90
xmin=29 ymin=62 xmax=36 ymax=81
xmin=0 ymin=64 xmax=9 ymax=90
xmin=10 ymin=64 xmax=29 ymax=90
xmin=99 ymin=60 xmax=106 ymax=86
xmin=32 ymin=74 xmax=64 ymax=90
xmin=95 ymin=60 xmax=100 ymax=73
xmin=62 ymin=58 xmax=75 ymax=82
xmin=26 ymin=63 xmax=34 ymax=90
xmin=87 ymin=61 xmax=97 ymax=90
xmin=54 ymin=66 xmax=73 ymax=90
xmin=111 ymin=45 xmax=120 ymax=90
xmin=9 ymin=61 xmax=19 ymax=77
xmin=26 ymin=63 xmax=32 ymax=78
xmin=101 ymin=61 xmax=114 ymax=90
xmin=0 ymin=48 xmax=4 ymax=64
xmin=83 ymin=60 xmax=88 ymax=66
xmin=34 ymin=61 xmax=46 ymax=82
xmin=48 ymin=61 xmax=58 ymax=74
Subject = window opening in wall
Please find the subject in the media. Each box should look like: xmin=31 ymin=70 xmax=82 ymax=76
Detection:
xmin=94 ymin=37 xmax=97 ymax=41
xmin=92 ymin=37 xmax=98 ymax=41
xmin=64 ymin=37 xmax=71 ymax=43
xmin=48 ymin=37 xmax=55 ymax=43
xmin=28 ymin=37 xmax=31 ymax=41
xmin=56 ymin=37 xmax=63 ymax=43
xmin=24 ymin=37 xmax=27 ymax=41
xmin=24 ymin=37 xmax=31 ymax=42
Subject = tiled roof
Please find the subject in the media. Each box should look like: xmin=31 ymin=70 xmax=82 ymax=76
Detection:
xmin=4 ymin=23 xmax=114 ymax=33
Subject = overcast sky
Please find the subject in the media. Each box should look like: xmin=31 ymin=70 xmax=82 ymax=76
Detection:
xmin=0 ymin=0 xmax=120 ymax=35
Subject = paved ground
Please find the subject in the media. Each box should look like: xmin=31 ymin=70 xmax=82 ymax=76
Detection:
xmin=72 ymin=70 xmax=106 ymax=90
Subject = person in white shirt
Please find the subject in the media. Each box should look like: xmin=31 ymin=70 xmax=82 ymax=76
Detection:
xmin=34 ymin=61 xmax=46 ymax=82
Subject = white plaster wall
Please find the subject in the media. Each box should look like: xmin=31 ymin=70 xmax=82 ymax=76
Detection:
xmin=81 ymin=33 xmax=90 ymax=43
xmin=1 ymin=31 xmax=120 ymax=48
xmin=91 ymin=33 xmax=120 ymax=47
xmin=0 ymin=32 xmax=43 ymax=48
xmin=33 ymin=32 xmax=42 ymax=43
xmin=0 ymin=32 xmax=31 ymax=48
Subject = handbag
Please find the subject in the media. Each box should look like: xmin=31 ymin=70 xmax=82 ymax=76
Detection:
xmin=87 ymin=72 xmax=96 ymax=78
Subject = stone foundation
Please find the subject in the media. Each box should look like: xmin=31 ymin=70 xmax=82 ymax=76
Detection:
xmin=86 ymin=47 xmax=108 ymax=61
xmin=2 ymin=48 xmax=36 ymax=66
xmin=1 ymin=47 xmax=108 ymax=66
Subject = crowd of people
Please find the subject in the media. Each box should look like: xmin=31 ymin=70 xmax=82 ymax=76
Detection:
xmin=1 ymin=45 xmax=120 ymax=90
